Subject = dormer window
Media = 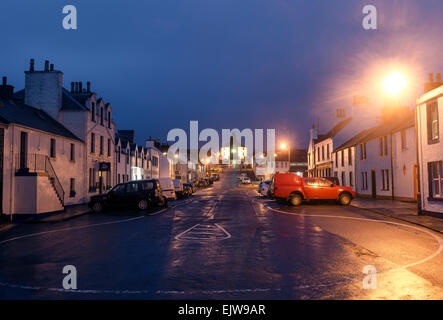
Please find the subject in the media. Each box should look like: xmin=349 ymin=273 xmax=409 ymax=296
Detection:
xmin=108 ymin=111 xmax=111 ymax=128
xmin=100 ymin=107 xmax=104 ymax=125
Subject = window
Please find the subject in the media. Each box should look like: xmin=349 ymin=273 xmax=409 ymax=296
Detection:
xmin=401 ymin=129 xmax=407 ymax=150
xmin=360 ymin=143 xmax=367 ymax=160
xmin=428 ymin=161 xmax=443 ymax=199
xmin=100 ymin=136 xmax=104 ymax=155
xmin=322 ymin=146 xmax=325 ymax=161
xmin=69 ymin=178 xmax=75 ymax=197
xmin=304 ymin=178 xmax=317 ymax=186
xmin=89 ymin=168 xmax=96 ymax=191
xmin=327 ymin=144 xmax=330 ymax=159
xmin=341 ymin=150 xmax=344 ymax=167
xmin=118 ymin=146 xmax=121 ymax=163
xmin=317 ymin=147 xmax=320 ymax=162
xmin=127 ymin=182 xmax=139 ymax=193
xmin=335 ymin=153 xmax=339 ymax=168
xmin=381 ymin=169 xmax=390 ymax=191
xmin=70 ymin=143 xmax=75 ymax=161
xmin=379 ymin=137 xmax=383 ymax=156
xmin=112 ymin=184 xmax=126 ymax=195
xmin=91 ymin=102 xmax=96 ymax=121
xmin=361 ymin=172 xmax=368 ymax=190
xmin=108 ymin=111 xmax=111 ymax=128
xmin=91 ymin=133 xmax=95 ymax=153
xmin=152 ymin=156 xmax=159 ymax=167
xmin=100 ymin=107 xmax=104 ymax=125
xmin=107 ymin=139 xmax=111 ymax=156
xmin=349 ymin=171 xmax=353 ymax=187
xmin=318 ymin=179 xmax=332 ymax=187
xmin=126 ymin=151 xmax=129 ymax=164
xmin=141 ymin=181 xmax=154 ymax=190
xmin=341 ymin=172 xmax=345 ymax=186
xmin=379 ymin=136 xmax=388 ymax=156
xmin=50 ymin=138 xmax=56 ymax=158
xmin=427 ymin=101 xmax=439 ymax=143
xmin=117 ymin=174 xmax=121 ymax=184
xmin=348 ymin=148 xmax=352 ymax=165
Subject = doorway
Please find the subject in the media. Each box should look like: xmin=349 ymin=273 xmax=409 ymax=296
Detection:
xmin=371 ymin=169 xmax=377 ymax=199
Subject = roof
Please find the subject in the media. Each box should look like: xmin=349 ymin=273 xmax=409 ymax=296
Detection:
xmin=0 ymin=97 xmax=82 ymax=141
xmin=314 ymin=117 xmax=353 ymax=144
xmin=14 ymin=88 xmax=90 ymax=111
xmin=334 ymin=111 xmax=415 ymax=151
xmin=275 ymin=149 xmax=307 ymax=162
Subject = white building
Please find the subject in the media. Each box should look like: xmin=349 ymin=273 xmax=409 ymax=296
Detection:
xmin=0 ymin=75 xmax=85 ymax=216
xmin=416 ymin=75 xmax=443 ymax=217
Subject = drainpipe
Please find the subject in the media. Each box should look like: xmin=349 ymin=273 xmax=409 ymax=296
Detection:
xmin=390 ymin=132 xmax=395 ymax=200
xmin=415 ymin=99 xmax=422 ymax=215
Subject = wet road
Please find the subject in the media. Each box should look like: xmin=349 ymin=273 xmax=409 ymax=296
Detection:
xmin=0 ymin=169 xmax=442 ymax=299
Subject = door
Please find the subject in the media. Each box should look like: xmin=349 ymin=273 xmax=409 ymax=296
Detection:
xmin=20 ymin=131 xmax=28 ymax=169
xmin=126 ymin=182 xmax=141 ymax=206
xmin=413 ymin=165 xmax=418 ymax=201
xmin=303 ymin=178 xmax=320 ymax=199
xmin=371 ymin=170 xmax=377 ymax=199
xmin=318 ymin=178 xmax=338 ymax=199
xmin=107 ymin=184 xmax=127 ymax=208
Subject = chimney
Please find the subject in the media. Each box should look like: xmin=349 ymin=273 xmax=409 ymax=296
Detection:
xmin=79 ymin=81 xmax=83 ymax=92
xmin=0 ymin=76 xmax=14 ymax=99
xmin=50 ymin=64 xmax=54 ymax=71
xmin=424 ymin=72 xmax=443 ymax=93
xmin=310 ymin=124 xmax=318 ymax=141
xmin=87 ymin=81 xmax=91 ymax=92
xmin=24 ymin=59 xmax=63 ymax=120
xmin=71 ymin=82 xmax=75 ymax=93
xmin=75 ymin=82 xmax=79 ymax=93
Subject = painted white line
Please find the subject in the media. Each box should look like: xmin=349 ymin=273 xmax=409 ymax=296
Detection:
xmin=265 ymin=205 xmax=443 ymax=270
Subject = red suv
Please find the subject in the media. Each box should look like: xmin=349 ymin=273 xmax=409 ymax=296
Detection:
xmin=270 ymin=173 xmax=355 ymax=206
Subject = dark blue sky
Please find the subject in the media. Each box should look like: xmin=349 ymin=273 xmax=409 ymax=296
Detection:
xmin=1 ymin=0 xmax=443 ymax=147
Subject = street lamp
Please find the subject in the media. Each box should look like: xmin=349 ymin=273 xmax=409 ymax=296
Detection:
xmin=280 ymin=142 xmax=291 ymax=172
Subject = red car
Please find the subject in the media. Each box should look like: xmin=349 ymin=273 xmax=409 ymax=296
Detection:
xmin=271 ymin=173 xmax=355 ymax=206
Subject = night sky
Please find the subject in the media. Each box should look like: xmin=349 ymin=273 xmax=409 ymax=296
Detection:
xmin=1 ymin=0 xmax=443 ymax=147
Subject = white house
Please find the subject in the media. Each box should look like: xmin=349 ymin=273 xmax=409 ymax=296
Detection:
xmin=416 ymin=75 xmax=443 ymax=217
xmin=0 ymin=76 xmax=85 ymax=216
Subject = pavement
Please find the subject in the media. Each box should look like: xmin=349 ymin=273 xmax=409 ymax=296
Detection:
xmin=351 ymin=198 xmax=443 ymax=234
xmin=0 ymin=168 xmax=442 ymax=299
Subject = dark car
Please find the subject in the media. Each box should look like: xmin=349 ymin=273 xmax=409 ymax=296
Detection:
xmin=196 ymin=179 xmax=207 ymax=188
xmin=183 ymin=183 xmax=194 ymax=196
xmin=89 ymin=179 xmax=167 ymax=213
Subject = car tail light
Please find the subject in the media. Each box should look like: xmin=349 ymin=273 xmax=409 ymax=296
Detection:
xmin=155 ymin=189 xmax=158 ymax=197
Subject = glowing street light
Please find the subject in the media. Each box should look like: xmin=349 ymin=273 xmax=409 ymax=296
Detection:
xmin=382 ymin=71 xmax=407 ymax=96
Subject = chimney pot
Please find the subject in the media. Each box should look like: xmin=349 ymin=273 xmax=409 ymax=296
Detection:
xmin=75 ymin=82 xmax=79 ymax=93
xmin=429 ymin=73 xmax=434 ymax=82
xmin=79 ymin=81 xmax=83 ymax=92
xmin=30 ymin=59 xmax=35 ymax=72
xmin=87 ymin=81 xmax=91 ymax=92
xmin=44 ymin=60 xmax=49 ymax=71
xmin=50 ymin=64 xmax=54 ymax=71
xmin=437 ymin=73 xmax=442 ymax=82
xmin=71 ymin=82 xmax=75 ymax=93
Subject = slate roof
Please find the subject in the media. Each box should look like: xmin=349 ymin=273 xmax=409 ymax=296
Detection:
xmin=14 ymin=88 xmax=90 ymax=111
xmin=314 ymin=117 xmax=353 ymax=144
xmin=0 ymin=97 xmax=82 ymax=141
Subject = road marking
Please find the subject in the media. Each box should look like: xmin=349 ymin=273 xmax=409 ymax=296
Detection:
xmin=175 ymin=223 xmax=231 ymax=241
xmin=265 ymin=205 xmax=443 ymax=270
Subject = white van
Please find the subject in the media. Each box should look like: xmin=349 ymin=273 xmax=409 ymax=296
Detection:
xmin=158 ymin=178 xmax=177 ymax=201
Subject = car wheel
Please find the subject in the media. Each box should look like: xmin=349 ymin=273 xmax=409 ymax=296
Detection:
xmin=289 ymin=194 xmax=302 ymax=206
xmin=137 ymin=199 xmax=149 ymax=210
xmin=92 ymin=202 xmax=103 ymax=213
xmin=339 ymin=193 xmax=352 ymax=205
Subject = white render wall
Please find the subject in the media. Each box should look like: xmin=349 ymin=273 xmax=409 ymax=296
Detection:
xmin=2 ymin=124 xmax=86 ymax=215
xmin=333 ymin=146 xmax=356 ymax=188
xmin=356 ymin=137 xmax=392 ymax=198
xmin=392 ymin=126 xmax=417 ymax=201
xmin=417 ymin=92 xmax=443 ymax=214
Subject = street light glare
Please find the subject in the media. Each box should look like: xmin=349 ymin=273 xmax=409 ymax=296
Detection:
xmin=280 ymin=143 xmax=287 ymax=150
xmin=382 ymin=72 xmax=407 ymax=96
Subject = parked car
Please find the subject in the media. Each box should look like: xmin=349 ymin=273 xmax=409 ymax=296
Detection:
xmin=197 ymin=179 xmax=207 ymax=187
xmin=272 ymin=173 xmax=355 ymax=206
xmin=158 ymin=178 xmax=177 ymax=201
xmin=183 ymin=183 xmax=194 ymax=196
xmin=173 ymin=179 xmax=185 ymax=199
xmin=89 ymin=179 xmax=167 ymax=213
xmin=258 ymin=180 xmax=272 ymax=196
xmin=242 ymin=177 xmax=251 ymax=184
xmin=211 ymin=173 xmax=220 ymax=181
xmin=205 ymin=178 xmax=213 ymax=185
